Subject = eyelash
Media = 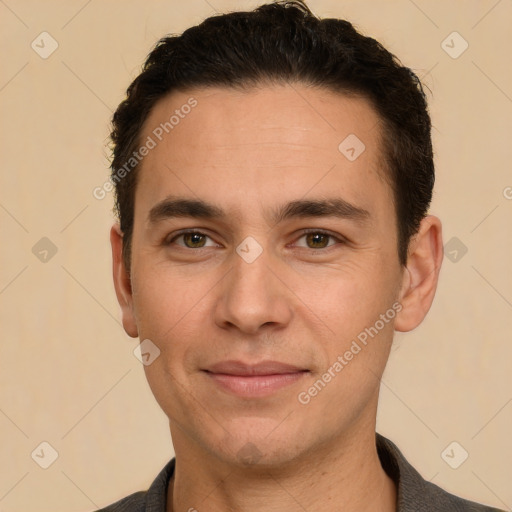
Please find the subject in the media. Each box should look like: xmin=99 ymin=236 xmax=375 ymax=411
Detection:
xmin=165 ymin=229 xmax=346 ymax=251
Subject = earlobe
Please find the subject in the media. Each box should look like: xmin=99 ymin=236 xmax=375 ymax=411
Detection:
xmin=110 ymin=224 xmax=139 ymax=338
xmin=394 ymin=215 xmax=443 ymax=333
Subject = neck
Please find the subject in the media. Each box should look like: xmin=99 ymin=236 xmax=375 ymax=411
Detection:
xmin=166 ymin=427 xmax=396 ymax=512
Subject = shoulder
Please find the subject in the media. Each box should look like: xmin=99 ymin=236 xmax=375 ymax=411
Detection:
xmin=94 ymin=458 xmax=175 ymax=512
xmin=420 ymin=480 xmax=504 ymax=511
xmin=376 ymin=434 xmax=505 ymax=512
xmin=96 ymin=491 xmax=146 ymax=512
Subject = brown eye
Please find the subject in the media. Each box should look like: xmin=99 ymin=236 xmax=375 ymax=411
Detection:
xmin=294 ymin=231 xmax=341 ymax=250
xmin=167 ymin=231 xmax=217 ymax=249
xmin=182 ymin=232 xmax=207 ymax=248
xmin=305 ymin=232 xmax=330 ymax=249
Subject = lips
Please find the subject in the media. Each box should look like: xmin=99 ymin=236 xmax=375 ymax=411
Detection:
xmin=206 ymin=360 xmax=306 ymax=376
xmin=203 ymin=360 xmax=308 ymax=397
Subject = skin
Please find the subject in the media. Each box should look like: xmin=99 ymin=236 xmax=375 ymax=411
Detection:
xmin=111 ymin=83 xmax=443 ymax=512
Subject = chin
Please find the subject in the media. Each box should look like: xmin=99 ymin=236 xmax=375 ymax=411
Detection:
xmin=209 ymin=418 xmax=309 ymax=469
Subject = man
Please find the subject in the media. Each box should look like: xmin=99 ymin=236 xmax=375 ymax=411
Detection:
xmin=102 ymin=1 xmax=503 ymax=510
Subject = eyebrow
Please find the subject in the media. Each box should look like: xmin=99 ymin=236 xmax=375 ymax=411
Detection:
xmin=147 ymin=195 xmax=370 ymax=226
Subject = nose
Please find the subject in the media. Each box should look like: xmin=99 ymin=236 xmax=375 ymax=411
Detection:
xmin=214 ymin=241 xmax=293 ymax=335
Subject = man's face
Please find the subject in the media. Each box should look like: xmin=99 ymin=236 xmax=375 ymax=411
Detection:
xmin=119 ymin=84 xmax=407 ymax=466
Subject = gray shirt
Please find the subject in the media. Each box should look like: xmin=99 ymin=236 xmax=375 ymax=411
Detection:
xmin=97 ymin=434 xmax=504 ymax=511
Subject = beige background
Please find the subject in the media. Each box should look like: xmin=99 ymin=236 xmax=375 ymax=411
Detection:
xmin=1 ymin=0 xmax=511 ymax=510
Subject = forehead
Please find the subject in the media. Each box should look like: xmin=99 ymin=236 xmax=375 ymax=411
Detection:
xmin=134 ymin=84 xmax=393 ymax=224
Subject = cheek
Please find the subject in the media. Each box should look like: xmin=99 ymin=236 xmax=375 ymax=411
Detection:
xmin=302 ymin=267 xmax=391 ymax=333
xmin=130 ymin=263 xmax=220 ymax=391
xmin=133 ymin=271 xmax=208 ymax=419
xmin=300 ymin=264 xmax=400 ymax=387
xmin=131 ymin=260 xmax=208 ymax=335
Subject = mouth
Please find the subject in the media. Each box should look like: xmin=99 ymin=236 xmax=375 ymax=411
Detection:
xmin=202 ymin=360 xmax=309 ymax=398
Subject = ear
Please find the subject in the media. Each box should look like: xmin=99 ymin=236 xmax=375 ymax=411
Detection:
xmin=395 ymin=215 xmax=443 ymax=332
xmin=110 ymin=224 xmax=138 ymax=338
